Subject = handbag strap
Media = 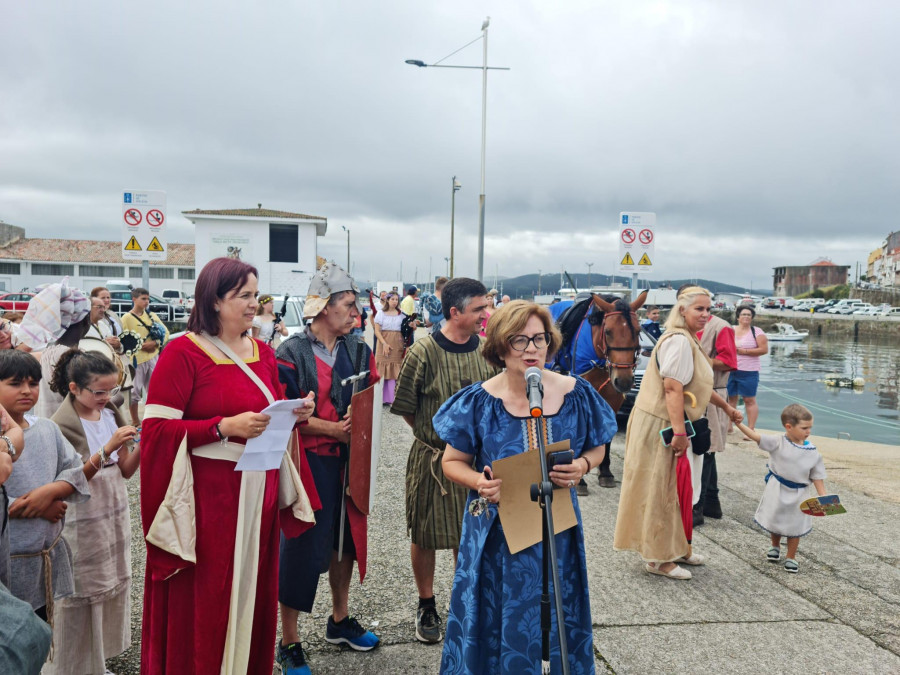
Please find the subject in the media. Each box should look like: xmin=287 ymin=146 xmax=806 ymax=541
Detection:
xmin=201 ymin=333 xmax=275 ymax=405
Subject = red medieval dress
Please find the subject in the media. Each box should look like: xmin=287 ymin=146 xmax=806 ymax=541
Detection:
xmin=139 ymin=335 xmax=318 ymax=675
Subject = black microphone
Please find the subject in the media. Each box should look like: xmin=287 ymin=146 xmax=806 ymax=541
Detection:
xmin=525 ymin=366 xmax=544 ymax=418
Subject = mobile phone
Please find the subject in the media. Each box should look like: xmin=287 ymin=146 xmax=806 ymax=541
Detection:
xmin=659 ymin=420 xmax=696 ymax=446
xmin=547 ymin=449 xmax=574 ymax=466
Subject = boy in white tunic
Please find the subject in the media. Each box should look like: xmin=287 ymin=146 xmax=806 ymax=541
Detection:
xmin=736 ymin=404 xmax=826 ymax=573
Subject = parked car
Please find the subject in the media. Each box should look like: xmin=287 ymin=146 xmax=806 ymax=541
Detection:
xmin=161 ymin=289 xmax=194 ymax=311
xmin=814 ymin=300 xmax=838 ymax=312
xmin=881 ymin=307 xmax=900 ymax=317
xmin=107 ymin=290 xmax=188 ymax=322
xmin=853 ymin=306 xmax=882 ymax=316
xmin=281 ymin=297 xmax=307 ymax=337
xmin=0 ymin=292 xmax=36 ymax=312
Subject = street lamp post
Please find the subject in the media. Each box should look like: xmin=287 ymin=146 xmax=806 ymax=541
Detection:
xmin=406 ymin=17 xmax=510 ymax=282
xmin=450 ymin=176 xmax=461 ymax=277
xmin=586 ymin=262 xmax=594 ymax=290
xmin=444 ymin=257 xmax=450 ymax=276
xmin=341 ymin=225 xmax=350 ymax=270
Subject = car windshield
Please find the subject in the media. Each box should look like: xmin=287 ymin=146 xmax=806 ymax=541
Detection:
xmin=282 ymin=299 xmax=304 ymax=328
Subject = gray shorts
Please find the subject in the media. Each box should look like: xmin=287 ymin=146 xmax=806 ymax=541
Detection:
xmin=132 ymin=355 xmax=158 ymax=402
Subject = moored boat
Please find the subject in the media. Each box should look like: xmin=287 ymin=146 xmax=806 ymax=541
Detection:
xmin=765 ymin=322 xmax=808 ymax=341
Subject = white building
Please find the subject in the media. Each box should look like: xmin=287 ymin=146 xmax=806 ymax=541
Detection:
xmin=0 ymin=222 xmax=196 ymax=295
xmin=184 ymin=206 xmax=327 ymax=297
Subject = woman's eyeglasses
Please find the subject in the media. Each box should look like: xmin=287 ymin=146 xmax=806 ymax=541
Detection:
xmin=507 ymin=332 xmax=551 ymax=351
xmin=86 ymin=386 xmax=121 ymax=398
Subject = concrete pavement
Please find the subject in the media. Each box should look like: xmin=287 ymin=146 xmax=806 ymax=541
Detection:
xmin=296 ymin=411 xmax=900 ymax=674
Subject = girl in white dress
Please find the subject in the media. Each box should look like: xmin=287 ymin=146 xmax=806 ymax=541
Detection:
xmin=736 ymin=404 xmax=827 ymax=574
xmin=46 ymin=349 xmax=139 ymax=674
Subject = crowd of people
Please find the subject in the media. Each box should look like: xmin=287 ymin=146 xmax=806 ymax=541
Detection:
xmin=0 ymin=262 xmax=835 ymax=675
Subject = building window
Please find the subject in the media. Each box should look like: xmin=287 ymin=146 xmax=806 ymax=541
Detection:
xmin=269 ymin=224 xmax=298 ymax=263
xmin=32 ymin=263 xmax=75 ymax=276
xmin=128 ymin=267 xmax=143 ymax=277
xmin=79 ymin=265 xmax=125 ymax=277
xmin=178 ymin=268 xmax=195 ymax=280
xmin=149 ymin=267 xmax=174 ymax=279
xmin=0 ymin=262 xmax=21 ymax=275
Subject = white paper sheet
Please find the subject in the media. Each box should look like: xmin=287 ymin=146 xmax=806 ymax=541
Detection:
xmin=235 ymin=399 xmax=308 ymax=472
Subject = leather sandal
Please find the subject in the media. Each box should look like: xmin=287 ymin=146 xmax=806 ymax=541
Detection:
xmin=645 ymin=563 xmax=692 ymax=580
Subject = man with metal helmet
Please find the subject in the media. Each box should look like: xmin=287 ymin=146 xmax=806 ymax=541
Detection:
xmin=275 ymin=263 xmax=380 ymax=674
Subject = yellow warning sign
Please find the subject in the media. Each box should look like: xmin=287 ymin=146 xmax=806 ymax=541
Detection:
xmin=124 ymin=236 xmax=142 ymax=251
xmin=638 ymin=253 xmax=652 ymax=266
xmin=147 ymin=236 xmax=165 ymax=252
xmin=620 ymin=252 xmax=634 ymax=265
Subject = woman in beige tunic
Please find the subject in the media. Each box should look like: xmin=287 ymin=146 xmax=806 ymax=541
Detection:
xmin=373 ymin=292 xmax=406 ymax=405
xmin=613 ymin=287 xmax=742 ymax=580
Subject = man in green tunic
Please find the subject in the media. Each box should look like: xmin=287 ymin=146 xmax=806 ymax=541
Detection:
xmin=390 ymin=278 xmax=498 ymax=645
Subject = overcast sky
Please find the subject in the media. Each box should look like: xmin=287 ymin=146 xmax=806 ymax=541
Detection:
xmin=2 ymin=1 xmax=898 ymax=291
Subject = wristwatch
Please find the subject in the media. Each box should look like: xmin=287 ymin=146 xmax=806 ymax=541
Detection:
xmin=0 ymin=434 xmax=15 ymax=458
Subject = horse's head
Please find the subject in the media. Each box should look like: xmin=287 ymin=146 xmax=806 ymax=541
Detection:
xmin=590 ymin=289 xmax=648 ymax=393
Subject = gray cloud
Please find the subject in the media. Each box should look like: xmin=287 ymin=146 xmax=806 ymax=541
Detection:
xmin=2 ymin=1 xmax=897 ymax=292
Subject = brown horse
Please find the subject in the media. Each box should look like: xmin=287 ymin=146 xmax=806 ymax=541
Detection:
xmin=578 ymin=290 xmax=647 ymax=413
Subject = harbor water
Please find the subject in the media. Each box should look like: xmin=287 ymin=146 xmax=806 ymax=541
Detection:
xmin=752 ymin=333 xmax=900 ymax=445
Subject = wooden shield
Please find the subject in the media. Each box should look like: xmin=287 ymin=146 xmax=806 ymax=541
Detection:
xmin=349 ymin=381 xmax=377 ymax=515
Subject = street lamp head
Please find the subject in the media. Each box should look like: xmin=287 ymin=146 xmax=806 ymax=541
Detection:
xmin=405 ymin=59 xmax=427 ymax=67
xmin=341 ymin=225 xmax=349 ymax=233
xmin=453 ymin=179 xmax=461 ymax=191
xmin=482 ymin=17 xmax=490 ymax=31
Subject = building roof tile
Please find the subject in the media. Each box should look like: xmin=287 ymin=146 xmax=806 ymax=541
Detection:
xmin=0 ymin=237 xmax=194 ymax=266
xmin=183 ymin=207 xmax=326 ymax=220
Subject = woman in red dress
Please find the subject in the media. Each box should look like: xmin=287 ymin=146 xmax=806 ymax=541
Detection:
xmin=140 ymin=258 xmax=316 ymax=674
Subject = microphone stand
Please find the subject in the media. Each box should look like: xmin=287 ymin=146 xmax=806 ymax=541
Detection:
xmin=529 ymin=401 xmax=571 ymax=675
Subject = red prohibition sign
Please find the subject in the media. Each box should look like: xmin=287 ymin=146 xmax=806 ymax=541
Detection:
xmin=123 ymin=209 xmax=142 ymax=226
xmin=639 ymin=229 xmax=654 ymax=245
xmin=621 ymin=228 xmax=636 ymax=244
xmin=147 ymin=209 xmax=165 ymax=227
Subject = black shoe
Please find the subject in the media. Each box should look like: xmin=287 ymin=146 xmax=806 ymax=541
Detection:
xmin=692 ymin=504 xmax=704 ymax=527
xmin=275 ymin=641 xmax=311 ymax=675
xmin=415 ymin=604 xmax=443 ymax=643
xmin=597 ymin=474 xmax=616 ymax=488
xmin=576 ymin=478 xmax=589 ymax=496
xmin=703 ymin=500 xmax=723 ymax=519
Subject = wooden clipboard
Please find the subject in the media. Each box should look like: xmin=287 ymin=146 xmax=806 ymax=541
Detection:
xmin=491 ymin=440 xmax=577 ymax=555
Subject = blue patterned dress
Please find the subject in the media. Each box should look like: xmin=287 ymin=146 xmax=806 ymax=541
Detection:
xmin=433 ymin=376 xmax=617 ymax=675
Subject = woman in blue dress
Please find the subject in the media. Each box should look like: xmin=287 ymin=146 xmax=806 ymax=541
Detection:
xmin=435 ymin=300 xmax=617 ymax=675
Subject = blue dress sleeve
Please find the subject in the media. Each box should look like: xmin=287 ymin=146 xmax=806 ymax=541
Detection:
xmin=433 ymin=383 xmax=487 ymax=456
xmin=572 ymin=376 xmax=618 ymax=450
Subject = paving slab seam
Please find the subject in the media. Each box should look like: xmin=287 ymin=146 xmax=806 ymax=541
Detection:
xmin=690 ymin=520 xmax=900 ymax=656
xmin=697 ymin=513 xmax=900 ymax=608
xmin=594 ymin=617 xmax=841 ymax=629
xmin=593 ymin=644 xmax=617 ymax=675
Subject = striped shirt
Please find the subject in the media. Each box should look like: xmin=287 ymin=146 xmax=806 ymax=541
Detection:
xmin=391 ymin=332 xmax=498 ymax=448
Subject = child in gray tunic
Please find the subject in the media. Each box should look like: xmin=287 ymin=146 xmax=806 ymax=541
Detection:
xmin=737 ymin=404 xmax=827 ymax=574
xmin=0 ymin=351 xmax=90 ymax=617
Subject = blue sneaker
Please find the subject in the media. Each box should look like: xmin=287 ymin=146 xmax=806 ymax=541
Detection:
xmin=325 ymin=615 xmax=380 ymax=651
xmin=275 ymin=641 xmax=311 ymax=675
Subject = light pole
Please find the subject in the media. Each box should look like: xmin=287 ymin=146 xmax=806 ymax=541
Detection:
xmin=406 ymin=17 xmax=510 ymax=282
xmin=444 ymin=257 xmax=450 ymax=276
xmin=537 ymin=268 xmax=542 ymax=295
xmin=341 ymin=225 xmax=350 ymax=271
xmin=450 ymin=176 xmax=461 ymax=277
xmin=586 ymin=262 xmax=594 ymax=290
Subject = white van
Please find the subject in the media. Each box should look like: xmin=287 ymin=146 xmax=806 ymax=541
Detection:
xmin=105 ymin=279 xmax=133 ymax=291
xmin=827 ymin=299 xmax=864 ymax=314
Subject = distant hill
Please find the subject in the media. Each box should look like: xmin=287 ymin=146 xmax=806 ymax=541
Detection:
xmin=495 ymin=273 xmax=771 ymax=300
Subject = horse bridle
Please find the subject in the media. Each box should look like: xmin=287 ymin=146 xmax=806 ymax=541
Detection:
xmin=595 ymin=309 xmax=641 ymax=370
